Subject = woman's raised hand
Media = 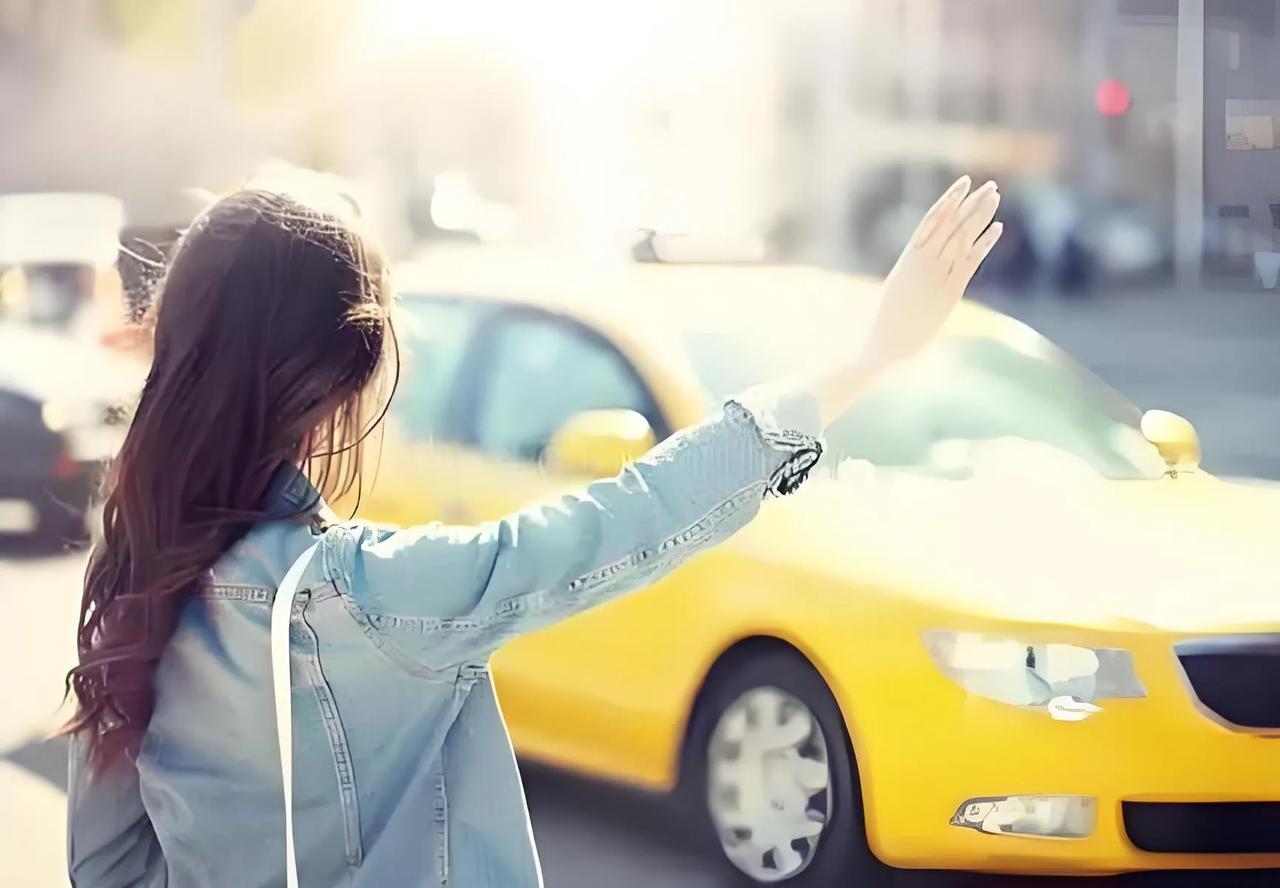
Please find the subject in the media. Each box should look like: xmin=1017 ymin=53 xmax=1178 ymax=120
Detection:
xmin=866 ymin=176 xmax=1003 ymax=365
xmin=803 ymin=176 xmax=1002 ymax=429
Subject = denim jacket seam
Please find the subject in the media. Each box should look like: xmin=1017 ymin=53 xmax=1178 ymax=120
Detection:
xmin=297 ymin=596 xmax=364 ymax=867
xmin=335 ymin=589 xmax=464 ymax=680
xmin=435 ymin=748 xmax=449 ymax=886
xmin=320 ymin=525 xmax=463 ymax=680
xmin=198 ymin=584 xmax=271 ymax=603
xmin=354 ymin=479 xmax=767 ymax=642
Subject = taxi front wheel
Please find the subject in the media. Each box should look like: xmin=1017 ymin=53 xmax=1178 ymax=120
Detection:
xmin=680 ymin=648 xmax=880 ymax=885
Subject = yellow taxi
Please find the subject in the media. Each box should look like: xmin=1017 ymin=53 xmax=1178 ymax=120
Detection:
xmin=352 ymin=246 xmax=1280 ymax=883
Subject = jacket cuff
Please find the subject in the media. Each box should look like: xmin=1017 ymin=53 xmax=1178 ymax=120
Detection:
xmin=727 ymin=385 xmax=825 ymax=497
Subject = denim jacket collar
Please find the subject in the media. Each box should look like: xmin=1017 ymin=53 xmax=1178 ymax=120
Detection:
xmin=263 ymin=463 xmax=323 ymax=521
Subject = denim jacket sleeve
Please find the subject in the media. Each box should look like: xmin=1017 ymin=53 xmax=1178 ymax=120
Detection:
xmin=338 ymin=387 xmax=824 ymax=673
xmin=67 ymin=733 xmax=167 ymax=887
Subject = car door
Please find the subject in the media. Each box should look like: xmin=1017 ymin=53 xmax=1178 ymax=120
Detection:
xmin=448 ymin=307 xmax=692 ymax=767
xmin=443 ymin=305 xmax=667 ymax=523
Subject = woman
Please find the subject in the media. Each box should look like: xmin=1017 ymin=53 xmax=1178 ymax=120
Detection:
xmin=66 ymin=177 xmax=1000 ymax=886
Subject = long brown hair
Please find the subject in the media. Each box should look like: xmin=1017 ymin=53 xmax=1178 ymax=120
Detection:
xmin=66 ymin=188 xmax=396 ymax=773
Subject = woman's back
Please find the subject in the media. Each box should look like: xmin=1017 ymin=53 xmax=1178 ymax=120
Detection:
xmin=76 ymin=508 xmax=543 ymax=887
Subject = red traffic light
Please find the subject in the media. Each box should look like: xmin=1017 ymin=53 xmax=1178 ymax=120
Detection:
xmin=1095 ymin=80 xmax=1132 ymax=117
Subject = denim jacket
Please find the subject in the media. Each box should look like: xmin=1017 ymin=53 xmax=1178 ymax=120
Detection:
xmin=67 ymin=389 xmax=823 ymax=887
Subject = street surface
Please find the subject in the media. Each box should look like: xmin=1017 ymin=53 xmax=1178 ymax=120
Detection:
xmin=1 ymin=543 xmax=1275 ymax=887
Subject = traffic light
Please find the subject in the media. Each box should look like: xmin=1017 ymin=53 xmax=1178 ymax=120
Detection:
xmin=1095 ymin=80 xmax=1132 ymax=117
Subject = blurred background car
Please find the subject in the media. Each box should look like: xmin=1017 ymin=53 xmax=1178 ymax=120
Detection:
xmin=340 ymin=247 xmax=1280 ymax=884
xmin=0 ymin=193 xmax=138 ymax=541
xmin=0 ymin=379 xmax=95 ymax=541
xmin=0 ymin=327 xmax=135 ymax=542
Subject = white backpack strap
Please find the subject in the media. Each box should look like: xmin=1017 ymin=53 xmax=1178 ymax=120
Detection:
xmin=270 ymin=540 xmax=321 ymax=888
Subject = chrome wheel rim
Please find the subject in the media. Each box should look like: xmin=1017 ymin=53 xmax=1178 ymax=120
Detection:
xmin=706 ymin=686 xmax=832 ymax=882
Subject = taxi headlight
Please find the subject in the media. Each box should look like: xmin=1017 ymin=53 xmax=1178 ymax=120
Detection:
xmin=924 ymin=630 xmax=1145 ymax=713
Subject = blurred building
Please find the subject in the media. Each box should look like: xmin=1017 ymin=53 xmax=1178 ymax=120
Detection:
xmin=1198 ymin=1 xmax=1280 ymax=288
xmin=2 ymin=0 xmax=1278 ymax=291
xmin=794 ymin=0 xmax=1280 ymax=293
xmin=811 ymin=1 xmax=1192 ymax=289
xmin=1079 ymin=0 xmax=1280 ymax=291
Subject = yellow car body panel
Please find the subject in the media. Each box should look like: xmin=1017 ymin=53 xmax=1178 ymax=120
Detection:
xmin=348 ymin=252 xmax=1280 ymax=874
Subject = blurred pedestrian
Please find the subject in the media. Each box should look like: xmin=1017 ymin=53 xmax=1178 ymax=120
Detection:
xmin=63 ymin=177 xmax=1001 ymax=887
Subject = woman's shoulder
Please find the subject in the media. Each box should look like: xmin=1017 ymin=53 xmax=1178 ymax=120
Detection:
xmin=315 ymin=517 xmax=506 ymax=620
xmin=204 ymin=517 xmax=474 ymax=594
xmin=206 ymin=518 xmax=324 ymax=593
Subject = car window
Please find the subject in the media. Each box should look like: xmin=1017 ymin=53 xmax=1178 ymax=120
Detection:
xmin=475 ymin=312 xmax=653 ymax=463
xmin=393 ymin=296 xmax=486 ymax=442
xmin=825 ymin=337 xmax=1165 ymax=479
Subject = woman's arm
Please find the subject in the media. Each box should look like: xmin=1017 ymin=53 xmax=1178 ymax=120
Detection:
xmin=340 ymin=177 xmax=1001 ymax=672
xmin=345 ymin=385 xmax=823 ymax=672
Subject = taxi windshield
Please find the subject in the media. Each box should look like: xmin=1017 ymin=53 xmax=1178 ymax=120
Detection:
xmin=683 ymin=317 xmax=1167 ymax=481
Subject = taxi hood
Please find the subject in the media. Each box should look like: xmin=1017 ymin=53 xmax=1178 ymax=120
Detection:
xmin=748 ymin=466 xmax=1280 ymax=635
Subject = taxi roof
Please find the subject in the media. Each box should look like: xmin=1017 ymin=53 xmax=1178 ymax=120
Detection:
xmin=392 ymin=244 xmax=1031 ymax=349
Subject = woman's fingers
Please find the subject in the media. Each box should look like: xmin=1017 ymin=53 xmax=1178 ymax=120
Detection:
xmin=940 ymin=181 xmax=1000 ymax=267
xmin=950 ymin=221 xmax=1004 ymax=286
xmin=911 ymin=175 xmax=972 ymax=249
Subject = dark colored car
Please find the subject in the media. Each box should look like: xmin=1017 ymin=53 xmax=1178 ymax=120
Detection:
xmin=0 ymin=385 xmax=97 ymax=541
xmin=0 ymin=324 xmax=134 ymax=544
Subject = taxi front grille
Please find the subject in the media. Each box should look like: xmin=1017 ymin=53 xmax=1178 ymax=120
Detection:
xmin=1124 ymin=801 xmax=1280 ymax=854
xmin=1176 ymin=635 xmax=1280 ymax=730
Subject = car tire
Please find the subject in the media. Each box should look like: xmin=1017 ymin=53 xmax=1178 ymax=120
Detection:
xmin=679 ymin=646 xmax=881 ymax=886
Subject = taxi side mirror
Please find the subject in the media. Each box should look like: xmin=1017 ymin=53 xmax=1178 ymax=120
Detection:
xmin=544 ymin=410 xmax=656 ymax=478
xmin=1140 ymin=409 xmax=1200 ymax=471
